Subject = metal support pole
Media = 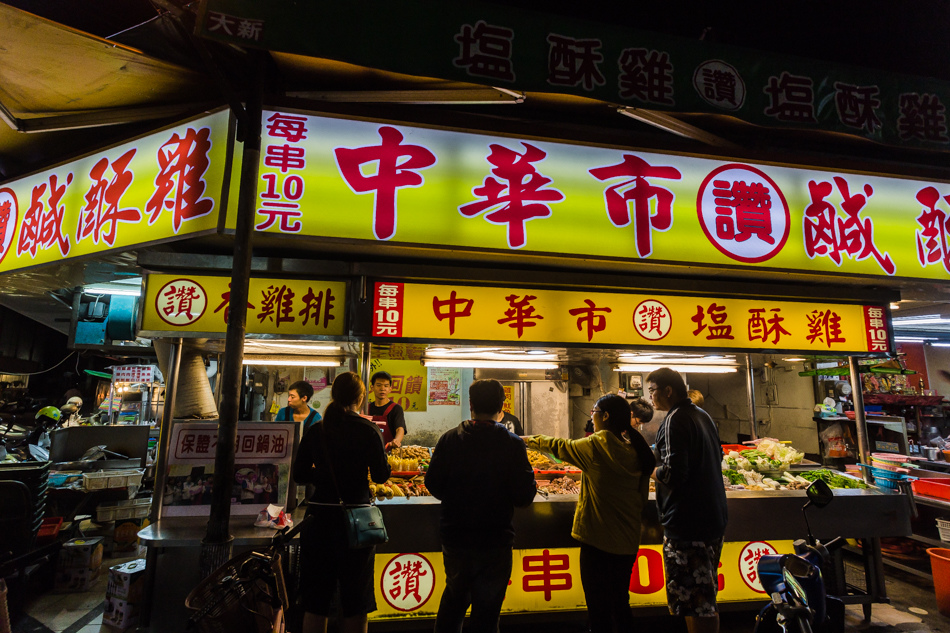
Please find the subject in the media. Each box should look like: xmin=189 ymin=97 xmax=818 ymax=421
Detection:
xmin=745 ymin=353 xmax=759 ymax=441
xmin=361 ymin=343 xmax=372 ymax=413
xmin=141 ymin=337 xmax=182 ymax=629
xmin=849 ymin=356 xmax=872 ymax=482
xmin=201 ymin=56 xmax=264 ymax=577
xmin=148 ymin=338 xmax=182 ymax=525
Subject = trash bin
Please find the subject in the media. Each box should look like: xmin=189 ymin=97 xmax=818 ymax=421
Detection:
xmin=927 ymin=548 xmax=950 ymax=616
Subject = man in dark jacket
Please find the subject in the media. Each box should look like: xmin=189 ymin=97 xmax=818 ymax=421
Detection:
xmin=647 ymin=368 xmax=728 ymax=633
xmin=425 ymin=379 xmax=536 ymax=633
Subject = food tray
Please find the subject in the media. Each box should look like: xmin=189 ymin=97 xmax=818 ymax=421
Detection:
xmin=391 ymin=471 xmax=424 ymax=477
xmin=83 ymin=469 xmax=144 ymax=490
xmin=912 ymin=478 xmax=950 ymax=501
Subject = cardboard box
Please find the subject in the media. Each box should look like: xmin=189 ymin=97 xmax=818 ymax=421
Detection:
xmin=110 ymin=518 xmax=143 ymax=555
xmin=58 ymin=537 xmax=103 ymax=571
xmin=103 ymin=594 xmax=139 ymax=629
xmin=106 ymin=559 xmax=146 ymax=602
xmin=54 ymin=566 xmax=99 ymax=592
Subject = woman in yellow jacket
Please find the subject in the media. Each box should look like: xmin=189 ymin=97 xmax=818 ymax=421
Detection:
xmin=525 ymin=393 xmax=656 ymax=633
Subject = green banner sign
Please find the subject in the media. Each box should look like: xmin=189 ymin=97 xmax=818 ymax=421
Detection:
xmin=199 ymin=0 xmax=950 ymax=150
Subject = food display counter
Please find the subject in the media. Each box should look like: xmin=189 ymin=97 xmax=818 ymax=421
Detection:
xmin=367 ymin=486 xmax=910 ymax=622
xmin=138 ymin=483 xmax=911 ymax=631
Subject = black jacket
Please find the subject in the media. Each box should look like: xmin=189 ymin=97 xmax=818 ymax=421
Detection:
xmin=293 ymin=408 xmax=390 ymax=505
xmin=654 ymin=399 xmax=728 ymax=541
xmin=425 ymin=419 xmax=536 ymax=548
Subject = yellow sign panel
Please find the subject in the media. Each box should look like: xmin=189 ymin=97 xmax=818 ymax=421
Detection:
xmin=256 ymin=111 xmax=950 ymax=281
xmin=368 ymin=358 xmax=427 ymax=412
xmin=141 ymin=274 xmax=346 ymax=336
xmin=0 ymin=111 xmax=230 ymax=273
xmin=373 ymin=282 xmax=890 ymax=353
xmin=370 ymin=540 xmax=794 ymax=619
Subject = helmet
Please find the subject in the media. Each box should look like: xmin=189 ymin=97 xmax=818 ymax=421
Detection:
xmin=36 ymin=406 xmax=62 ymax=423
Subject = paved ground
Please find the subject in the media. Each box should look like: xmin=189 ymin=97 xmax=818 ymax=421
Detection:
xmin=11 ymin=552 xmax=950 ymax=632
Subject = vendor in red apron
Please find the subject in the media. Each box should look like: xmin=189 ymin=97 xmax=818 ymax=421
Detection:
xmin=369 ymin=371 xmax=408 ymax=451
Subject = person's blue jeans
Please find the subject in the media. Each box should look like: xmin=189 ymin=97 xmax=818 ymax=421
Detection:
xmin=434 ymin=544 xmax=513 ymax=633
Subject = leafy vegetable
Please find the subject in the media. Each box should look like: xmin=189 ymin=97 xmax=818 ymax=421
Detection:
xmin=798 ymin=469 xmax=868 ymax=489
xmin=723 ymin=469 xmax=747 ymax=485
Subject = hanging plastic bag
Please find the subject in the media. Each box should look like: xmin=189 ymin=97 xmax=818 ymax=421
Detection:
xmin=819 ymin=421 xmax=854 ymax=458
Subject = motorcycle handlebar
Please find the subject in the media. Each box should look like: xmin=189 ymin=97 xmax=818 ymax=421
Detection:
xmin=822 ymin=536 xmax=847 ymax=553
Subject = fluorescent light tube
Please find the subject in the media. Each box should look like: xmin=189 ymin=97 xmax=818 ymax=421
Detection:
xmin=242 ymin=358 xmax=343 ymax=367
xmin=422 ymin=360 xmax=558 ymax=369
xmin=614 ymin=364 xmax=738 ymax=374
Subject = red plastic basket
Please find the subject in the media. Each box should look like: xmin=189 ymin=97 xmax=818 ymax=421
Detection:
xmin=913 ymin=478 xmax=950 ymax=501
xmin=35 ymin=517 xmax=63 ymax=544
xmin=721 ymin=444 xmax=747 ymax=454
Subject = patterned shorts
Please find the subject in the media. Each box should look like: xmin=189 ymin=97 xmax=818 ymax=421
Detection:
xmin=662 ymin=537 xmax=724 ymax=617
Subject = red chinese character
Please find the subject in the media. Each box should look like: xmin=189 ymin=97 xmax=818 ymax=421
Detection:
xmin=522 ymin=549 xmax=572 ymax=601
xmin=915 ymin=186 xmax=950 ymax=273
xmin=264 ymin=145 xmax=306 ymax=173
xmin=258 ymin=285 xmax=296 ymax=327
xmin=806 ymin=310 xmax=846 ymax=348
xmin=691 ymin=303 xmax=735 ymax=340
xmin=617 ymin=48 xmax=673 ymax=104
xmin=589 ymin=155 xmax=682 ymax=258
xmin=636 ymin=303 xmax=668 ymax=337
xmin=272 ymin=436 xmax=285 ymax=454
xmin=146 ymin=127 xmax=215 ymax=232
xmin=497 ymin=294 xmax=544 ymax=338
xmin=78 ymin=149 xmax=142 ymax=247
xmin=433 ymin=291 xmax=475 ymax=335
xmin=405 ymin=376 xmax=423 ymax=396
xmin=803 ymin=177 xmax=895 ymax=275
xmin=713 ymin=180 xmax=774 ymax=244
xmin=742 ymin=546 xmax=772 ymax=584
xmin=213 ymin=283 xmax=256 ymax=324
xmin=335 ymin=126 xmax=437 ymax=241
xmin=195 ymin=435 xmax=210 ymax=454
xmin=568 ymin=299 xmax=611 ymax=342
xmin=459 ymin=143 xmax=563 ymax=249
xmin=764 ymin=72 xmax=816 ymax=123
xmin=747 ymin=308 xmax=790 ymax=345
xmin=453 ymin=20 xmax=515 ymax=82
xmin=180 ymin=433 xmax=196 ymax=453
xmin=898 ymin=93 xmax=949 ymax=143
xmin=387 ymin=560 xmax=428 ymax=602
xmin=546 ymin=34 xmax=605 ymax=91
xmin=0 ymin=196 xmax=11 ymax=254
xmin=834 ymin=82 xmax=882 ymax=132
xmin=255 ymin=434 xmax=270 ymax=454
xmin=255 ymin=206 xmax=303 ymax=232
xmin=298 ymin=287 xmax=336 ymax=329
xmin=265 ymin=112 xmax=309 ymax=143
xmin=701 ymin=68 xmax=738 ymax=106
xmin=389 ymin=376 xmax=405 ymax=394
xmin=162 ymin=283 xmax=202 ymax=321
xmin=18 ymin=174 xmax=73 ymax=259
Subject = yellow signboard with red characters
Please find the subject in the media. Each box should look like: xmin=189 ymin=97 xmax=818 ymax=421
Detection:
xmin=368 ymin=358 xmax=427 ymax=412
xmin=140 ymin=274 xmax=347 ymax=336
xmin=0 ymin=110 xmax=230 ymax=273
xmin=370 ymin=540 xmax=793 ymax=619
xmin=255 ymin=110 xmax=950 ymax=281
xmin=372 ymin=282 xmax=890 ymax=353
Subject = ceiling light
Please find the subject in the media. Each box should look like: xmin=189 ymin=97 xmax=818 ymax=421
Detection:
xmin=249 ymin=342 xmax=341 ymax=351
xmin=614 ymin=364 xmax=738 ymax=374
xmin=889 ymin=303 xmax=900 ymax=310
xmin=425 ymin=347 xmax=502 ymax=356
xmin=242 ymin=358 xmax=343 ymax=367
xmin=895 ymin=336 xmax=938 ymax=342
xmin=619 ymin=355 xmax=735 ymax=365
xmin=782 ymin=357 xmax=808 ymax=362
xmin=82 ymin=283 xmax=141 ymax=297
xmin=422 ymin=360 xmax=558 ymax=369
xmin=929 ymin=343 xmax=950 ymax=347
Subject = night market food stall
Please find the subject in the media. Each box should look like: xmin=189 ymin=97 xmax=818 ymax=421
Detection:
xmin=0 ymin=54 xmax=943 ymax=633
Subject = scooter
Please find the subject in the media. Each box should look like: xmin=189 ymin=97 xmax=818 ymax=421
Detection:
xmin=753 ymin=478 xmax=846 ymax=633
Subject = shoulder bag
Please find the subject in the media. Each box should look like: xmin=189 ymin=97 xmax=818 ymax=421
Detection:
xmin=317 ymin=421 xmax=389 ymax=549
